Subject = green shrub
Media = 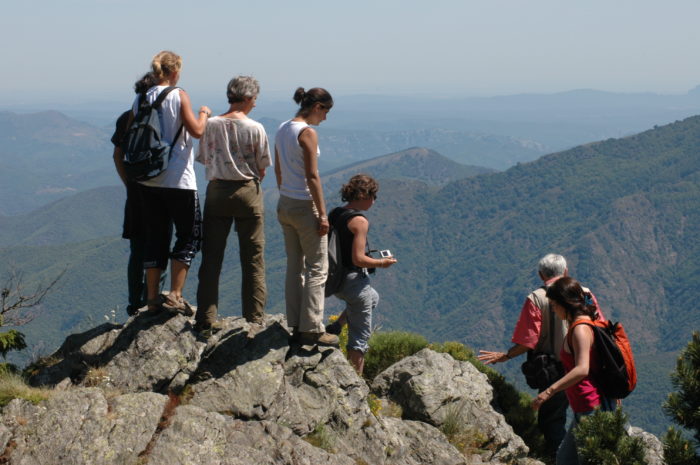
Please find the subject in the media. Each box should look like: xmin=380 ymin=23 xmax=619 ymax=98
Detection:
xmin=663 ymin=427 xmax=700 ymax=465
xmin=575 ymin=408 xmax=648 ymax=465
xmin=429 ymin=341 xmax=474 ymax=361
xmin=364 ymin=331 xmax=428 ymax=380
xmin=663 ymin=331 xmax=700 ymax=464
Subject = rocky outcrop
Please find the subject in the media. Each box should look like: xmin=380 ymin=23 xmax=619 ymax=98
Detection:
xmin=372 ymin=348 xmax=529 ymax=463
xmin=7 ymin=311 xmax=660 ymax=464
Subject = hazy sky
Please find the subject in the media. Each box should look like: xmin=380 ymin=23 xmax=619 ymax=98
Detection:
xmin=2 ymin=0 xmax=700 ymax=104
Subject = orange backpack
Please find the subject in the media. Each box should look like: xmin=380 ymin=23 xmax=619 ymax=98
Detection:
xmin=568 ymin=319 xmax=637 ymax=399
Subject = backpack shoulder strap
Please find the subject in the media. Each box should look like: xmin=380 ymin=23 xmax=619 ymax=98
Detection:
xmin=152 ymin=86 xmax=179 ymax=109
xmin=566 ymin=319 xmax=597 ymax=354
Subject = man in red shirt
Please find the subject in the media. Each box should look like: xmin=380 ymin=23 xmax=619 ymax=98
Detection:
xmin=478 ymin=254 xmax=601 ymax=459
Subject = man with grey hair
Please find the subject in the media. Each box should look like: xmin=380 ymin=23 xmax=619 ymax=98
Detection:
xmin=194 ymin=76 xmax=271 ymax=334
xmin=478 ymin=254 xmax=601 ymax=459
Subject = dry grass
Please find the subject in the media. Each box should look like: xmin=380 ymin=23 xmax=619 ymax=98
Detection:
xmin=440 ymin=401 xmax=488 ymax=456
xmin=0 ymin=372 xmax=51 ymax=408
xmin=303 ymin=424 xmax=336 ymax=453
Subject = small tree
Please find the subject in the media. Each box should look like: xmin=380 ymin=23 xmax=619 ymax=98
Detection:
xmin=0 ymin=268 xmax=63 ymax=370
xmin=663 ymin=331 xmax=700 ymax=465
xmin=575 ymin=408 xmax=648 ymax=465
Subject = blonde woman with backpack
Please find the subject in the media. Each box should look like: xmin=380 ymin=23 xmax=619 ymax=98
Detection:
xmin=127 ymin=50 xmax=211 ymax=314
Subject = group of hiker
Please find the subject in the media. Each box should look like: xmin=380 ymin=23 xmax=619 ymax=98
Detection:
xmin=111 ymin=50 xmax=395 ymax=376
xmin=478 ymin=253 xmax=635 ymax=464
xmin=112 ymin=50 xmax=633 ymax=464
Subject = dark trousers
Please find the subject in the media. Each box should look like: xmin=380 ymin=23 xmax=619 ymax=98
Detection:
xmin=139 ymin=185 xmax=202 ymax=269
xmin=538 ymin=389 xmax=569 ymax=459
xmin=196 ymin=180 xmax=266 ymax=325
xmin=127 ymin=236 xmax=147 ymax=309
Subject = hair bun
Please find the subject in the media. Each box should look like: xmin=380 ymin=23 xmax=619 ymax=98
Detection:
xmin=293 ymin=87 xmax=306 ymax=104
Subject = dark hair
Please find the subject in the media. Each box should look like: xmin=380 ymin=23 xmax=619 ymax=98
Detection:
xmin=546 ymin=277 xmax=598 ymax=322
xmin=340 ymin=174 xmax=379 ymax=202
xmin=293 ymin=87 xmax=333 ymax=116
xmin=134 ymin=72 xmax=157 ymax=94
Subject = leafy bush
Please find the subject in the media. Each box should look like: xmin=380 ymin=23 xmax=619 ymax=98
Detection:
xmin=429 ymin=340 xmax=474 ymax=361
xmin=363 ymin=331 xmax=428 ymax=380
xmin=575 ymin=408 xmax=648 ymax=465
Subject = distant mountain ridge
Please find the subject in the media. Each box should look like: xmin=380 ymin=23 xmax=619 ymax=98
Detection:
xmin=0 ymin=111 xmax=115 ymax=215
xmin=322 ymin=147 xmax=494 ymax=188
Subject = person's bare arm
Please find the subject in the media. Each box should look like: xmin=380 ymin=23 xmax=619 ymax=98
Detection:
xmin=178 ymin=90 xmax=210 ymax=139
xmin=274 ymin=148 xmax=281 ymax=189
xmin=347 ymin=216 xmax=397 ymax=269
xmin=113 ymin=146 xmax=127 ymax=186
xmin=298 ymin=127 xmax=328 ymax=236
xmin=532 ymin=325 xmax=593 ymax=410
xmin=477 ymin=343 xmax=530 ymax=365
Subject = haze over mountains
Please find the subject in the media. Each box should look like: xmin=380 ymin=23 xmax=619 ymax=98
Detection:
xmin=1 ymin=92 xmax=700 ymax=436
xmin=4 ymin=85 xmax=700 ymax=213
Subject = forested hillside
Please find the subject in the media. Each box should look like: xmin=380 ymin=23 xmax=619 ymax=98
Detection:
xmin=2 ymin=117 xmax=699 ymax=435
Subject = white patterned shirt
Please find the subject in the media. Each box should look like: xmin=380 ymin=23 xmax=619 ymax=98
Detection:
xmin=196 ymin=116 xmax=271 ymax=181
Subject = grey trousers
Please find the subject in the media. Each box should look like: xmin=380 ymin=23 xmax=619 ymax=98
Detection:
xmin=276 ymin=195 xmax=328 ymax=333
xmin=196 ymin=180 xmax=266 ymax=325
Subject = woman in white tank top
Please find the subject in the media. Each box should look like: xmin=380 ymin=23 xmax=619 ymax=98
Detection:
xmin=124 ymin=51 xmax=211 ymax=315
xmin=275 ymin=87 xmax=338 ymax=346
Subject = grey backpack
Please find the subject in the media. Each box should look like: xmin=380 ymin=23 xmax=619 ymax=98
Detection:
xmin=121 ymin=87 xmax=183 ymax=181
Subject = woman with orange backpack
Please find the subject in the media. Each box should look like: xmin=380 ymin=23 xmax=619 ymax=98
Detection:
xmin=532 ymin=277 xmax=616 ymax=465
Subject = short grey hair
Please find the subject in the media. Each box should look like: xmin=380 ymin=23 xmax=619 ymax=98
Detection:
xmin=226 ymin=75 xmax=259 ymax=103
xmin=538 ymin=254 xmax=567 ymax=279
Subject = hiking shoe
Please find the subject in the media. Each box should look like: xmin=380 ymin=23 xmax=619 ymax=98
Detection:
xmin=299 ymin=332 xmax=339 ymax=347
xmin=325 ymin=320 xmax=343 ymax=335
xmin=246 ymin=320 xmax=266 ymax=339
xmin=161 ymin=293 xmax=194 ymax=316
xmin=193 ymin=321 xmax=223 ymax=338
xmin=126 ymin=305 xmax=139 ymax=317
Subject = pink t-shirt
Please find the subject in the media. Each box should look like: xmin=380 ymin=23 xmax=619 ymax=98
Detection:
xmin=560 ymin=332 xmax=603 ymax=413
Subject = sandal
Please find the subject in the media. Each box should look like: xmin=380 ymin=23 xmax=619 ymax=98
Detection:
xmin=161 ymin=293 xmax=195 ymax=317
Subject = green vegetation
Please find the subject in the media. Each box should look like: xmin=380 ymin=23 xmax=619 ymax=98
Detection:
xmin=364 ymin=331 xmax=547 ymax=460
xmin=663 ymin=332 xmax=700 ymax=465
xmin=363 ymin=331 xmax=428 ymax=380
xmin=303 ymin=424 xmax=336 ymax=453
xmin=0 ymin=371 xmax=50 ymax=407
xmin=575 ymin=408 xmax=648 ymax=465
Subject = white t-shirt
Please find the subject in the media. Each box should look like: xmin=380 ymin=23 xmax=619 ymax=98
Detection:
xmin=132 ymin=85 xmax=197 ymax=190
xmin=275 ymin=119 xmax=320 ymax=200
xmin=196 ymin=116 xmax=271 ymax=181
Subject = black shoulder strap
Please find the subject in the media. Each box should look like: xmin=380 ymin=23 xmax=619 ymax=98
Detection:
xmin=152 ymin=86 xmax=179 ymax=109
xmin=151 ymin=86 xmax=184 ymax=149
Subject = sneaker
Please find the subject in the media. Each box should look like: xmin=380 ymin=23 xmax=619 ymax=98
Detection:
xmin=299 ymin=332 xmax=339 ymax=347
xmin=126 ymin=305 xmax=139 ymax=317
xmin=325 ymin=320 xmax=343 ymax=335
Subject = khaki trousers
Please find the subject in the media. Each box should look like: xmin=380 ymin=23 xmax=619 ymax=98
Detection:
xmin=196 ymin=180 xmax=266 ymax=325
xmin=276 ymin=195 xmax=328 ymax=333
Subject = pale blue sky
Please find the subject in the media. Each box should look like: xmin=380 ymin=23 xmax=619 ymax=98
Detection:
xmin=2 ymin=0 xmax=700 ymax=104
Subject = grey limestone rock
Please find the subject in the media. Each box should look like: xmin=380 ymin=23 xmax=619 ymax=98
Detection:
xmin=0 ymin=388 xmax=166 ymax=464
xmin=147 ymin=404 xmax=357 ymax=465
xmin=372 ymin=348 xmax=529 ymax=463
xmin=628 ymin=426 xmax=666 ymax=465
